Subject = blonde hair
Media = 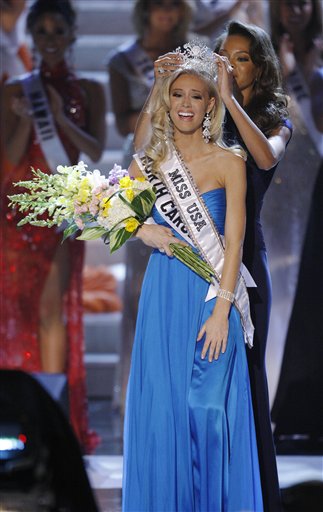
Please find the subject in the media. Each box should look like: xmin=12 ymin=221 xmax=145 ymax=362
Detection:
xmin=145 ymin=69 xmax=246 ymax=174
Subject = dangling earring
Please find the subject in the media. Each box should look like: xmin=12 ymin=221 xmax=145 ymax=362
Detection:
xmin=202 ymin=112 xmax=211 ymax=143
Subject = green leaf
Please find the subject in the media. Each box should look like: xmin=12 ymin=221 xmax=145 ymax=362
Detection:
xmin=109 ymin=228 xmax=133 ymax=253
xmin=131 ymin=189 xmax=156 ymax=218
xmin=76 ymin=226 xmax=107 ymax=241
xmin=62 ymin=223 xmax=80 ymax=242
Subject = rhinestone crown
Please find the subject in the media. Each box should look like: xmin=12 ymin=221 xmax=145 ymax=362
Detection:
xmin=176 ymin=40 xmax=217 ymax=80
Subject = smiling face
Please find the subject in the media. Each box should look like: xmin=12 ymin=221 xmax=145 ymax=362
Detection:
xmin=148 ymin=0 xmax=183 ymax=34
xmin=169 ymin=73 xmax=215 ymax=138
xmin=219 ymin=34 xmax=259 ymax=105
xmin=31 ymin=12 xmax=74 ymax=67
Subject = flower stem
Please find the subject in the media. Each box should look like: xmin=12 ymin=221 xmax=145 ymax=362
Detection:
xmin=169 ymin=243 xmax=215 ymax=283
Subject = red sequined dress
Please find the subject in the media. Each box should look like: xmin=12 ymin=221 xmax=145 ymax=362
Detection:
xmin=0 ymin=60 xmax=99 ymax=453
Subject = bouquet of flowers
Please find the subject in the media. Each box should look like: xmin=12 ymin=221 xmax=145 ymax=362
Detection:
xmin=8 ymin=162 xmax=215 ymax=283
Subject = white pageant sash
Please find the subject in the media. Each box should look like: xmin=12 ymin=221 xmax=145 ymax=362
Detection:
xmin=122 ymin=41 xmax=155 ymax=90
xmin=134 ymin=149 xmax=255 ymax=347
xmin=21 ymin=70 xmax=71 ymax=173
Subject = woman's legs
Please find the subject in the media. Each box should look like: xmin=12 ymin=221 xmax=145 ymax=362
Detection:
xmin=189 ymin=304 xmax=263 ymax=511
xmin=39 ymin=243 xmax=70 ymax=373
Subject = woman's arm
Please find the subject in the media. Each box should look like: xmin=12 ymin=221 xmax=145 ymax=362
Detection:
xmin=1 ymin=83 xmax=33 ymax=165
xmin=133 ymin=52 xmax=182 ymax=152
xmin=128 ymin=159 xmax=186 ymax=255
xmin=109 ymin=66 xmax=139 ymax=137
xmin=193 ymin=0 xmax=243 ymax=38
xmin=50 ymin=79 xmax=106 ymax=162
xmin=133 ymin=82 xmax=158 ymax=152
xmin=216 ymin=54 xmax=291 ymax=170
xmin=198 ymin=154 xmax=247 ymax=361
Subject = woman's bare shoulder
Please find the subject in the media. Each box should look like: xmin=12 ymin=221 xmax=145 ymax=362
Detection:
xmin=128 ymin=159 xmax=145 ymax=179
xmin=210 ymin=144 xmax=245 ymax=168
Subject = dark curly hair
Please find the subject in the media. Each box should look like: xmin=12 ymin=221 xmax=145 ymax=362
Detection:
xmin=27 ymin=0 xmax=76 ymax=32
xmin=214 ymin=20 xmax=289 ymax=137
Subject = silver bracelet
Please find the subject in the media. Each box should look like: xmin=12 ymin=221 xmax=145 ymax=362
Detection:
xmin=217 ymin=288 xmax=235 ymax=303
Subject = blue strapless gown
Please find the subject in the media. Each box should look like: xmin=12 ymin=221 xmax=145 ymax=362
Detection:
xmin=123 ymin=189 xmax=263 ymax=512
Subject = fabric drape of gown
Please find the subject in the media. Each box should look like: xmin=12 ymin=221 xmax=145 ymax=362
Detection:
xmin=272 ymin=161 xmax=323 ymax=443
xmin=123 ymin=188 xmax=263 ymax=512
xmin=0 ymin=61 xmax=98 ymax=453
xmin=271 ymin=67 xmax=323 ymax=445
xmin=224 ymin=114 xmax=292 ymax=512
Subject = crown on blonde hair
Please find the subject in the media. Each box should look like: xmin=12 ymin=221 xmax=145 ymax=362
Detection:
xmin=175 ymin=40 xmax=217 ymax=80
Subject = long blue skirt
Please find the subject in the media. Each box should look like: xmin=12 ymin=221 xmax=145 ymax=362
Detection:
xmin=122 ymin=246 xmax=263 ymax=512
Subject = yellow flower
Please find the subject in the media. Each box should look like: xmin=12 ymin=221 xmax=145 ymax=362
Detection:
xmin=125 ymin=189 xmax=135 ymax=201
xmin=124 ymin=218 xmax=140 ymax=232
xmin=119 ymin=176 xmax=132 ymax=188
xmin=135 ymin=177 xmax=146 ymax=182
xmin=76 ymin=177 xmax=91 ymax=203
xmin=100 ymin=197 xmax=112 ymax=217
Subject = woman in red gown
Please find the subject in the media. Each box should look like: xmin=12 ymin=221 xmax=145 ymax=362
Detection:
xmin=0 ymin=0 xmax=106 ymax=453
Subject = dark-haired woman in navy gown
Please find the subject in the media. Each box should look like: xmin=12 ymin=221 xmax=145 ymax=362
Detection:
xmin=214 ymin=21 xmax=292 ymax=512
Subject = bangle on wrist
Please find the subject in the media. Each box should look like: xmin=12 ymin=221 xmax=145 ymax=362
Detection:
xmin=217 ymin=288 xmax=235 ymax=303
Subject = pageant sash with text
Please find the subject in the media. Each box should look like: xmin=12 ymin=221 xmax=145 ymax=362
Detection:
xmin=135 ymin=149 xmax=255 ymax=347
xmin=21 ymin=70 xmax=71 ymax=173
xmin=122 ymin=41 xmax=155 ymax=90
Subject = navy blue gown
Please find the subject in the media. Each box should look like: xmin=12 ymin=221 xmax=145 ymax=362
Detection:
xmin=224 ymin=115 xmax=293 ymax=511
xmin=122 ymin=189 xmax=263 ymax=511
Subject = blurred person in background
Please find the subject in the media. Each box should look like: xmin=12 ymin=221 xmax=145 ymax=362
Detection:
xmin=193 ymin=0 xmax=266 ymax=43
xmin=0 ymin=0 xmax=106 ymax=453
xmin=108 ymin=0 xmax=192 ymax=168
xmin=270 ymin=0 xmax=322 ymax=156
xmin=269 ymin=0 xmax=323 ymax=454
xmin=0 ymin=0 xmax=32 ymax=83
xmin=107 ymin=0 xmax=192 ymax=413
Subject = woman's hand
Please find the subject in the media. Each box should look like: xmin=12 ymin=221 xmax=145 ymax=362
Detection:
xmin=197 ymin=307 xmax=229 ymax=362
xmin=11 ymin=95 xmax=32 ymax=120
xmin=214 ymin=53 xmax=235 ymax=102
xmin=279 ymin=34 xmax=296 ymax=78
xmin=47 ymin=84 xmax=65 ymax=124
xmin=154 ymin=52 xmax=183 ymax=82
xmin=136 ymin=224 xmax=186 ymax=256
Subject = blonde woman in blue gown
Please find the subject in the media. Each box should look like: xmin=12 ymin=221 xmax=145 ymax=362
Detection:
xmin=123 ymin=45 xmax=263 ymax=512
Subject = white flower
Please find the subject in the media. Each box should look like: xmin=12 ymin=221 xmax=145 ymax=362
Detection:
xmin=88 ymin=169 xmax=110 ymax=189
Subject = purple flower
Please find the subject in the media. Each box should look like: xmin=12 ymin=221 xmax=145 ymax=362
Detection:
xmin=108 ymin=164 xmax=128 ymax=186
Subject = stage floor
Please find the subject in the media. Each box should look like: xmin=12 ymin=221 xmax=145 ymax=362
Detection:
xmin=87 ymin=399 xmax=323 ymax=511
xmin=84 ymin=454 xmax=323 ymax=512
xmin=84 ymin=454 xmax=323 ymax=491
